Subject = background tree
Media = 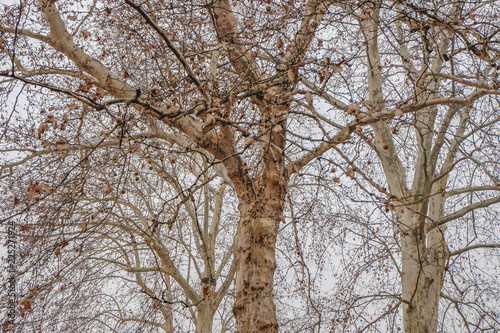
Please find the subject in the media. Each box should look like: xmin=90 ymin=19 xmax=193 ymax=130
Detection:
xmin=0 ymin=104 xmax=237 ymax=332
xmin=1 ymin=0 xmax=500 ymax=332
xmin=273 ymin=1 xmax=500 ymax=331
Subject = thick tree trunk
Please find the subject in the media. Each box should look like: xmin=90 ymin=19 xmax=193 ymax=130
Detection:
xmin=400 ymin=204 xmax=448 ymax=333
xmin=195 ymin=301 xmax=214 ymax=333
xmin=232 ymin=203 xmax=280 ymax=332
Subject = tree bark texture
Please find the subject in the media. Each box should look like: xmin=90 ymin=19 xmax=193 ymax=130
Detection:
xmin=399 ymin=195 xmax=448 ymax=333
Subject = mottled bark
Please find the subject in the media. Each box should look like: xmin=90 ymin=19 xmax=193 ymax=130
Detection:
xmin=196 ymin=300 xmax=215 ymax=333
xmin=399 ymin=202 xmax=448 ymax=333
xmin=232 ymin=207 xmax=280 ymax=332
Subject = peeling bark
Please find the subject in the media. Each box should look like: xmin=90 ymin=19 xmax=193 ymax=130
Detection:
xmin=232 ymin=208 xmax=280 ymax=332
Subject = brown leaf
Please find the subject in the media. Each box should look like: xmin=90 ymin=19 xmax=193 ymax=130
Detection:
xmin=320 ymin=67 xmax=331 ymax=78
xmin=45 ymin=115 xmax=54 ymax=123
xmin=81 ymin=30 xmax=91 ymax=39
xmin=123 ymin=70 xmax=129 ymax=79
xmin=347 ymin=103 xmax=360 ymax=115
xmin=20 ymin=225 xmax=31 ymax=232
xmin=244 ymin=17 xmax=255 ymax=26
xmin=276 ymin=37 xmax=283 ymax=49
xmin=78 ymin=222 xmax=87 ymax=231
xmin=331 ymin=65 xmax=342 ymax=73
xmin=394 ymin=109 xmax=404 ymax=117
xmin=37 ymin=123 xmax=48 ymax=139
xmin=102 ymin=185 xmax=113 ymax=196
xmin=18 ymin=298 xmax=32 ymax=317
xmin=346 ymin=168 xmax=355 ymax=178
xmin=56 ymin=138 xmax=68 ymax=151
xmin=317 ymin=39 xmax=323 ymax=48
xmin=333 ymin=177 xmax=340 ymax=183
xmin=305 ymin=92 xmax=313 ymax=108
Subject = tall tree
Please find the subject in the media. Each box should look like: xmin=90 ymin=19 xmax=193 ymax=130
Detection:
xmin=1 ymin=0 xmax=500 ymax=332
xmin=1 ymin=121 xmax=237 ymax=332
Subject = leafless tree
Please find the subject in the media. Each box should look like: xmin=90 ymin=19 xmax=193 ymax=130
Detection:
xmin=1 ymin=0 xmax=500 ymax=332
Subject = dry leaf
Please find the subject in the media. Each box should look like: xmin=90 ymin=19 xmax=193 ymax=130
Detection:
xmin=78 ymin=222 xmax=87 ymax=231
xmin=347 ymin=103 xmax=360 ymax=115
xmin=276 ymin=37 xmax=283 ymax=49
xmin=56 ymin=139 xmax=68 ymax=151
xmin=81 ymin=30 xmax=91 ymax=39
xmin=305 ymin=92 xmax=313 ymax=108
xmin=394 ymin=109 xmax=404 ymax=117
xmin=244 ymin=17 xmax=255 ymax=26
xmin=18 ymin=298 xmax=32 ymax=317
xmin=45 ymin=115 xmax=54 ymax=123
xmin=37 ymin=123 xmax=48 ymax=139
xmin=20 ymin=225 xmax=31 ymax=232
xmin=346 ymin=168 xmax=355 ymax=178
xmin=320 ymin=67 xmax=331 ymax=78
xmin=103 ymin=185 xmax=113 ymax=196
xmin=333 ymin=177 xmax=340 ymax=183
xmin=331 ymin=65 xmax=342 ymax=73
xmin=39 ymin=183 xmax=53 ymax=192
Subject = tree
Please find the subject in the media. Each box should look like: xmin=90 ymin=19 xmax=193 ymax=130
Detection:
xmin=1 ymin=117 xmax=237 ymax=332
xmin=1 ymin=0 xmax=500 ymax=332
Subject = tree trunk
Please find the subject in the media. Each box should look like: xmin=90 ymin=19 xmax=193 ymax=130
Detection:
xmin=195 ymin=301 xmax=215 ymax=333
xmin=232 ymin=202 xmax=281 ymax=332
xmin=400 ymin=200 xmax=448 ymax=333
